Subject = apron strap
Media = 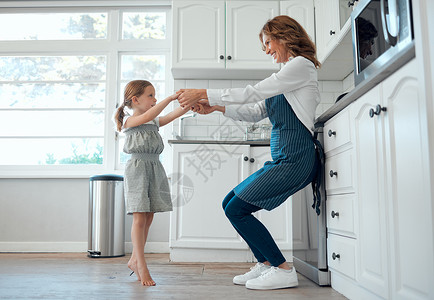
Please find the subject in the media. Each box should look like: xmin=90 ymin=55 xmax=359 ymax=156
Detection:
xmin=311 ymin=136 xmax=324 ymax=215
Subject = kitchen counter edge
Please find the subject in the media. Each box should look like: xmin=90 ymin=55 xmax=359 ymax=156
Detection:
xmin=315 ymin=45 xmax=415 ymax=127
xmin=168 ymin=140 xmax=270 ymax=146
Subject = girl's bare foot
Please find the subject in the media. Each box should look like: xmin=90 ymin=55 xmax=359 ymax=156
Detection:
xmin=138 ymin=262 xmax=156 ymax=286
xmin=128 ymin=258 xmax=141 ymax=281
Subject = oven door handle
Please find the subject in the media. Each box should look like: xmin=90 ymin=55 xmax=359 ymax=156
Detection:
xmin=380 ymin=0 xmax=399 ymax=46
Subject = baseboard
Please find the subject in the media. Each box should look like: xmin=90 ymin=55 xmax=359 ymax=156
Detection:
xmin=0 ymin=242 xmax=88 ymax=253
xmin=125 ymin=242 xmax=169 ymax=253
xmin=0 ymin=242 xmax=169 ymax=253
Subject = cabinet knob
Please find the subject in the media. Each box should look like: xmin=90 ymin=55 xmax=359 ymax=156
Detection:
xmin=331 ymin=211 xmax=340 ymax=218
xmin=369 ymin=104 xmax=387 ymax=118
xmin=332 ymin=252 xmax=341 ymax=260
xmin=244 ymin=156 xmax=249 ymax=161
xmin=227 ymin=55 xmax=232 ymax=60
xmin=330 ymin=30 xmax=336 ymax=35
xmin=348 ymin=0 xmax=358 ymax=7
xmin=219 ymin=55 xmax=224 ymax=60
xmin=329 ymin=170 xmax=338 ymax=177
xmin=249 ymin=158 xmax=255 ymax=163
xmin=375 ymin=104 xmax=387 ymax=115
xmin=328 ymin=129 xmax=336 ymax=137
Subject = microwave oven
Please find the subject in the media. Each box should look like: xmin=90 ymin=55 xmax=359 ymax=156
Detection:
xmin=351 ymin=0 xmax=415 ymax=86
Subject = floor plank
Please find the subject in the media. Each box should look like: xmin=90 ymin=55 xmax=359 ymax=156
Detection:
xmin=0 ymin=253 xmax=347 ymax=299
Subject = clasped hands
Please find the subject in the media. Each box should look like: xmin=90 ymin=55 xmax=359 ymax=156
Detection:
xmin=175 ymin=89 xmax=223 ymax=115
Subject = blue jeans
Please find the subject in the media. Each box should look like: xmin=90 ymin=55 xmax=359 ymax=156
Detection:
xmin=222 ymin=191 xmax=286 ymax=267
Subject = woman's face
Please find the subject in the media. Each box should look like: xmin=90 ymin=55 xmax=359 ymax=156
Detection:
xmin=262 ymin=34 xmax=290 ymax=63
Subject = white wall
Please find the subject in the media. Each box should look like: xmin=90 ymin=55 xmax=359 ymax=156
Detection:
xmin=0 ymin=78 xmax=349 ymax=253
xmin=0 ymin=178 xmax=170 ymax=253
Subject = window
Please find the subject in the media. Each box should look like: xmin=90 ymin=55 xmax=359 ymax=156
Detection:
xmin=0 ymin=3 xmax=171 ymax=176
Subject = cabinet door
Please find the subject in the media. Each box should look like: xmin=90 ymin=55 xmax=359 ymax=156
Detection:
xmin=382 ymin=59 xmax=434 ymax=300
xmin=280 ymin=0 xmax=315 ymax=42
xmin=226 ymin=1 xmax=279 ymax=70
xmin=170 ymin=144 xmax=250 ymax=249
xmin=351 ymin=85 xmax=389 ymax=299
xmin=250 ymin=146 xmax=293 ymax=252
xmin=314 ymin=0 xmax=339 ymax=62
xmin=172 ymin=1 xmax=225 ymax=69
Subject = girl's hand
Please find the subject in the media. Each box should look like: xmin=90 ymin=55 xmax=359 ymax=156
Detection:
xmin=167 ymin=92 xmax=180 ymax=102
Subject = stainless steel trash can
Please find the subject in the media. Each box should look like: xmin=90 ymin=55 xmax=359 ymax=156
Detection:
xmin=88 ymin=174 xmax=125 ymax=258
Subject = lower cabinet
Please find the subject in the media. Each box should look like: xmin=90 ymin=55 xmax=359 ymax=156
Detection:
xmin=169 ymin=143 xmax=293 ymax=262
xmin=325 ymin=59 xmax=434 ymax=299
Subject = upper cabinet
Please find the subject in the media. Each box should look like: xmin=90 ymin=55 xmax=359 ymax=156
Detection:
xmin=172 ymin=1 xmax=225 ymax=71
xmin=171 ymin=0 xmax=354 ymax=80
xmin=314 ymin=0 xmax=354 ymax=80
xmin=280 ymin=0 xmax=315 ymax=43
xmin=314 ymin=0 xmax=352 ymax=61
xmin=171 ymin=0 xmax=279 ymax=79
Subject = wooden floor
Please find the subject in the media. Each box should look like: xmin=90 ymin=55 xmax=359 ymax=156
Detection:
xmin=0 ymin=253 xmax=347 ymax=299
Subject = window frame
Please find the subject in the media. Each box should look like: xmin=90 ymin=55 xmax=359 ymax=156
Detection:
xmin=0 ymin=1 xmax=173 ymax=178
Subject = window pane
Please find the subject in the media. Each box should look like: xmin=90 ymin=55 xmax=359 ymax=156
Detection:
xmin=0 ymin=83 xmax=105 ymax=109
xmin=122 ymin=12 xmax=166 ymax=40
xmin=121 ymin=55 xmax=165 ymax=81
xmin=0 ymin=13 xmax=107 ymax=40
xmin=0 ymin=111 xmax=104 ymax=137
xmin=117 ymin=136 xmax=131 ymax=165
xmin=0 ymin=56 xmax=106 ymax=81
xmin=0 ymin=138 xmax=103 ymax=165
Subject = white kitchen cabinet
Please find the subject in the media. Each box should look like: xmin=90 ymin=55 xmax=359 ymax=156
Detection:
xmin=381 ymin=59 xmax=433 ymax=300
xmin=351 ymin=84 xmax=389 ymax=298
xmin=327 ymin=58 xmax=434 ymax=300
xmin=280 ymin=0 xmax=315 ymax=42
xmin=169 ymin=143 xmax=293 ymax=262
xmin=314 ymin=0 xmax=339 ymax=62
xmin=171 ymin=1 xmax=279 ymax=79
xmin=351 ymin=59 xmax=434 ymax=299
xmin=323 ymin=106 xmax=357 ymax=281
xmin=314 ymin=0 xmax=352 ymax=63
xmin=172 ymin=1 xmax=225 ymax=70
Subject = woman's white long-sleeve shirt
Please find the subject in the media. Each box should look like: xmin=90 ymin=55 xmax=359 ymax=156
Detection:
xmin=207 ymin=56 xmax=320 ymax=133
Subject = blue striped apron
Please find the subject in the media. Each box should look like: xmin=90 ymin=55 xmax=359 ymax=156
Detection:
xmin=234 ymin=94 xmax=320 ymax=211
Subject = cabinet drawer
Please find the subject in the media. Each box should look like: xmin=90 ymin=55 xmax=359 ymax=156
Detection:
xmin=326 ymin=194 xmax=356 ymax=236
xmin=324 ymin=150 xmax=354 ymax=194
xmin=324 ymin=108 xmax=351 ymax=153
xmin=327 ymin=233 xmax=356 ymax=279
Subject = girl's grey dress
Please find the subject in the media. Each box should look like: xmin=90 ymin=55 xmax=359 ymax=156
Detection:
xmin=123 ymin=118 xmax=172 ymax=214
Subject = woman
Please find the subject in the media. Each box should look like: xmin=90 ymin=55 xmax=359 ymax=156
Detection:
xmin=177 ymin=15 xmax=322 ymax=290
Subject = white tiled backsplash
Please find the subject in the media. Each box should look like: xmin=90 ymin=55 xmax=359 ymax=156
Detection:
xmin=173 ymin=75 xmax=354 ymax=140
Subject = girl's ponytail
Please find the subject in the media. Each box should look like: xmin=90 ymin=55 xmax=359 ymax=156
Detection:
xmin=114 ymin=103 xmax=126 ymax=132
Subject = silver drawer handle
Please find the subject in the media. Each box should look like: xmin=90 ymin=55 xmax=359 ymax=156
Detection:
xmin=332 ymin=252 xmax=341 ymax=260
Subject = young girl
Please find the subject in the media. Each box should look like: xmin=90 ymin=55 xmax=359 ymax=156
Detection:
xmin=114 ymin=80 xmax=186 ymax=286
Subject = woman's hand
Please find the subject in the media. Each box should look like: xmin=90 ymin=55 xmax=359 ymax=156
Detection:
xmin=191 ymin=100 xmax=225 ymax=115
xmin=177 ymin=89 xmax=207 ymax=109
xmin=192 ymin=100 xmax=213 ymax=114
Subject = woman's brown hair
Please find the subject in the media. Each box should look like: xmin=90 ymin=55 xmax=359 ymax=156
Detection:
xmin=114 ymin=80 xmax=153 ymax=132
xmin=259 ymin=15 xmax=321 ymax=68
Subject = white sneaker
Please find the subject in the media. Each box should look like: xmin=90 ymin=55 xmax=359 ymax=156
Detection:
xmin=245 ymin=267 xmax=298 ymax=290
xmin=233 ymin=262 xmax=271 ymax=285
